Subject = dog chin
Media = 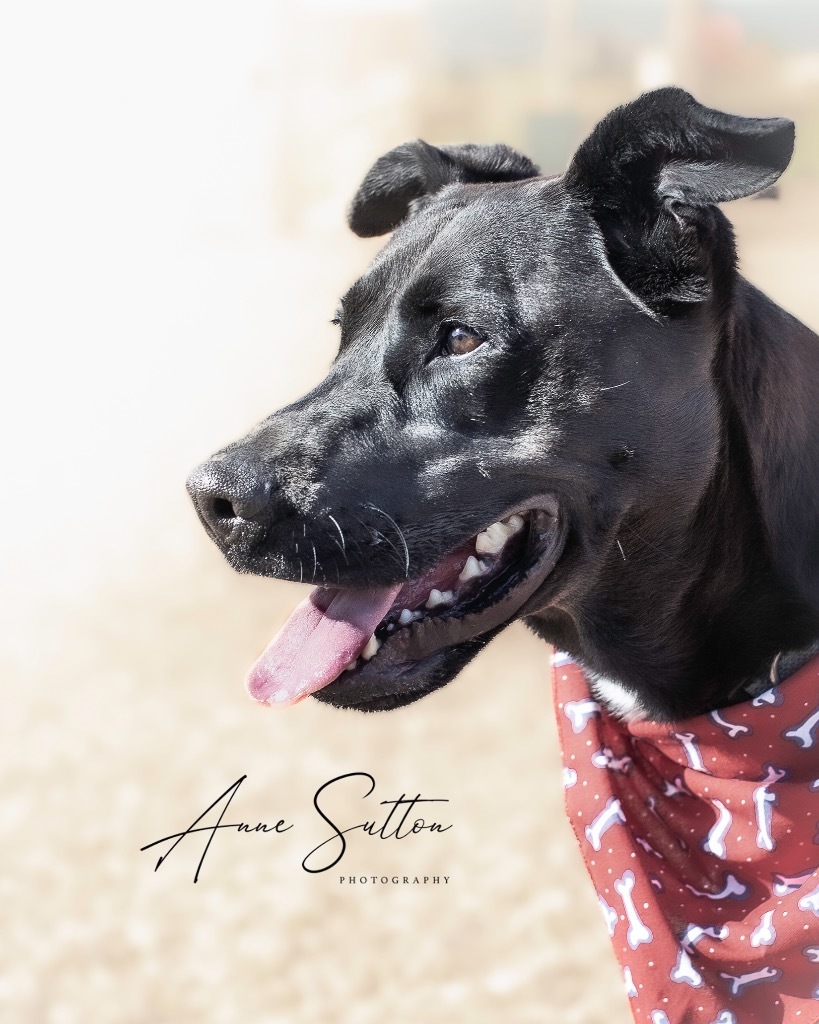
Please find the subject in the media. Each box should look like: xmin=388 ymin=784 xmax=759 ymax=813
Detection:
xmin=310 ymin=632 xmax=501 ymax=711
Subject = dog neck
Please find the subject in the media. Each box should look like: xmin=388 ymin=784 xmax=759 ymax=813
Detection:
xmin=530 ymin=276 xmax=819 ymax=721
xmin=724 ymin=277 xmax=819 ymax=620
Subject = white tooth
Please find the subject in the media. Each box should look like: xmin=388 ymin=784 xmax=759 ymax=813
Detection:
xmin=459 ymin=555 xmax=486 ymax=582
xmin=505 ymin=514 xmax=525 ymax=534
xmin=343 ymin=659 xmax=358 ymax=672
xmin=411 ymin=610 xmax=423 ymax=621
xmin=398 ymin=608 xmax=414 ymax=626
xmin=386 ymin=623 xmax=395 ymax=632
xmin=425 ymin=589 xmax=454 ymax=609
xmin=475 ymin=521 xmax=512 ymax=555
xmin=474 ymin=531 xmax=492 ymax=554
xmin=361 ymin=635 xmax=381 ymax=661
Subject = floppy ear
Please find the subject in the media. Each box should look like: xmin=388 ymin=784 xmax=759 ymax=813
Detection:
xmin=564 ymin=87 xmax=794 ymax=309
xmin=348 ymin=140 xmax=540 ymax=237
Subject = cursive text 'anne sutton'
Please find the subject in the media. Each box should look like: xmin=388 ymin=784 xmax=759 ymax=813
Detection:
xmin=140 ymin=772 xmax=451 ymax=881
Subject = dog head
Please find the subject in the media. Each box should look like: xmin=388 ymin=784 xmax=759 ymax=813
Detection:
xmin=188 ymin=88 xmax=807 ymax=718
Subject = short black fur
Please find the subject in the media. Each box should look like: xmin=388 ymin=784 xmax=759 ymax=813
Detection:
xmin=187 ymin=88 xmax=818 ymax=721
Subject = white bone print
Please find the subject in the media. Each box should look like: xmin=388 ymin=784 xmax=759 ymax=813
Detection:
xmin=650 ymin=1012 xmax=670 ymax=1024
xmin=670 ymin=947 xmax=703 ymax=987
xmin=613 ymin=869 xmax=653 ymax=949
xmin=702 ymin=799 xmax=733 ymax=859
xmin=759 ymin=763 xmax=788 ymax=784
xmin=685 ymin=872 xmax=749 ymax=900
xmin=749 ymin=910 xmax=776 ymax=947
xmin=754 ymin=789 xmax=777 ymax=851
xmin=562 ymin=766 xmax=577 ymax=789
xmin=635 ymin=835 xmax=664 ymax=860
xmin=709 ymin=709 xmax=751 ymax=738
xmin=680 ymin=922 xmax=729 ymax=954
xmin=591 ymin=745 xmax=633 ymax=773
xmin=772 ymin=868 xmax=816 ymax=896
xmin=803 ymin=946 xmax=819 ymax=963
xmin=709 ymin=1012 xmax=737 ymax=1024
xmin=597 ymin=894 xmax=618 ymax=937
xmin=751 ymin=685 xmax=781 ymax=708
xmin=623 ymin=966 xmax=637 ymax=998
xmin=797 ymin=883 xmax=819 ymax=915
xmin=584 ymin=796 xmax=626 ymax=851
xmin=752 ymin=766 xmax=785 ymax=853
xmin=718 ymin=965 xmax=782 ymax=996
xmin=564 ymin=697 xmax=600 ymax=733
xmin=783 ymin=705 xmax=819 ymax=749
xmin=670 ymin=730 xmax=709 ymax=772
xmin=662 ymin=775 xmax=690 ymax=797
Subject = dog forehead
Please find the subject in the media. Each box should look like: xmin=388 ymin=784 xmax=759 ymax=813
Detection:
xmin=398 ymin=175 xmax=576 ymax=259
xmin=348 ymin=176 xmax=600 ymax=310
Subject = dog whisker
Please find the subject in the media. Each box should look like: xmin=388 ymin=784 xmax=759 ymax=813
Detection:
xmin=600 ymin=380 xmax=632 ymax=392
xmin=617 ymin=539 xmax=626 ymax=561
xmin=358 ymin=519 xmax=408 ymax=576
xmin=327 ymin=513 xmax=349 ymax=564
xmin=363 ymin=502 xmax=410 ymax=577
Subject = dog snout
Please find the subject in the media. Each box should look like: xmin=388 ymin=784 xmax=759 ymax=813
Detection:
xmin=186 ymin=455 xmax=273 ymax=543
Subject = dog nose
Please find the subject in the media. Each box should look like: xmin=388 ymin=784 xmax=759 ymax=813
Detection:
xmin=186 ymin=455 xmax=273 ymax=540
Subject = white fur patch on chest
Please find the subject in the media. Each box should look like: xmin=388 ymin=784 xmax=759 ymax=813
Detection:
xmin=589 ymin=675 xmax=648 ymax=722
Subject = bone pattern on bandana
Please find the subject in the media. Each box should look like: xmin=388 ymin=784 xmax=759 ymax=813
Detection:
xmin=552 ymin=651 xmax=819 ymax=1023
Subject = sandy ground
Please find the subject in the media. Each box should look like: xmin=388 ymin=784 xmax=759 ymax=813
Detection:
xmin=4 ymin=185 xmax=818 ymax=1024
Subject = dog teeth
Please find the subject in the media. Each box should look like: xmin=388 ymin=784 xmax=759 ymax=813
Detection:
xmin=458 ymin=555 xmax=487 ymax=582
xmin=361 ymin=635 xmax=381 ymax=661
xmin=398 ymin=608 xmax=414 ymax=626
xmin=505 ymin=514 xmax=525 ymax=534
xmin=476 ymin=521 xmax=514 ymax=555
xmin=343 ymin=659 xmax=358 ymax=673
xmin=425 ymin=589 xmax=454 ymax=609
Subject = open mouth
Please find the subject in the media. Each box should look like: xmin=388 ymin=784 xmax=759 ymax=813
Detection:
xmin=246 ymin=498 xmax=565 ymax=709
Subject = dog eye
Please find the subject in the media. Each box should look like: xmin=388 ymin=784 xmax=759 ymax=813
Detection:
xmin=442 ymin=323 xmax=485 ymax=357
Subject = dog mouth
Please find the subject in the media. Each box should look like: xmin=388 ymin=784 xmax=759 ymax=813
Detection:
xmin=246 ymin=497 xmax=565 ymax=709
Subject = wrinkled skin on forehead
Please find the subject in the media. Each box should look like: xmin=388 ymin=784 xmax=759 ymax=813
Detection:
xmin=189 ymin=88 xmax=819 ymax=719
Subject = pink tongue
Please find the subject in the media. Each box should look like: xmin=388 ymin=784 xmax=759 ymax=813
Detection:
xmin=246 ymin=584 xmax=402 ymax=706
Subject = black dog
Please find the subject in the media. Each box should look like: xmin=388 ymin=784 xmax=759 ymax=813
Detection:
xmin=187 ymin=87 xmax=819 ymax=723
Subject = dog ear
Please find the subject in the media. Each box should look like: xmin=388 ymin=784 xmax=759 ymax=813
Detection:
xmin=564 ymin=87 xmax=795 ymax=309
xmin=348 ymin=140 xmax=540 ymax=237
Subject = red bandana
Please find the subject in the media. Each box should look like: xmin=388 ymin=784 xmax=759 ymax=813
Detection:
xmin=553 ymin=651 xmax=819 ymax=1024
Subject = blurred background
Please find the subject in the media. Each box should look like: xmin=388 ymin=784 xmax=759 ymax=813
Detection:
xmin=3 ymin=1 xmax=819 ymax=1021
